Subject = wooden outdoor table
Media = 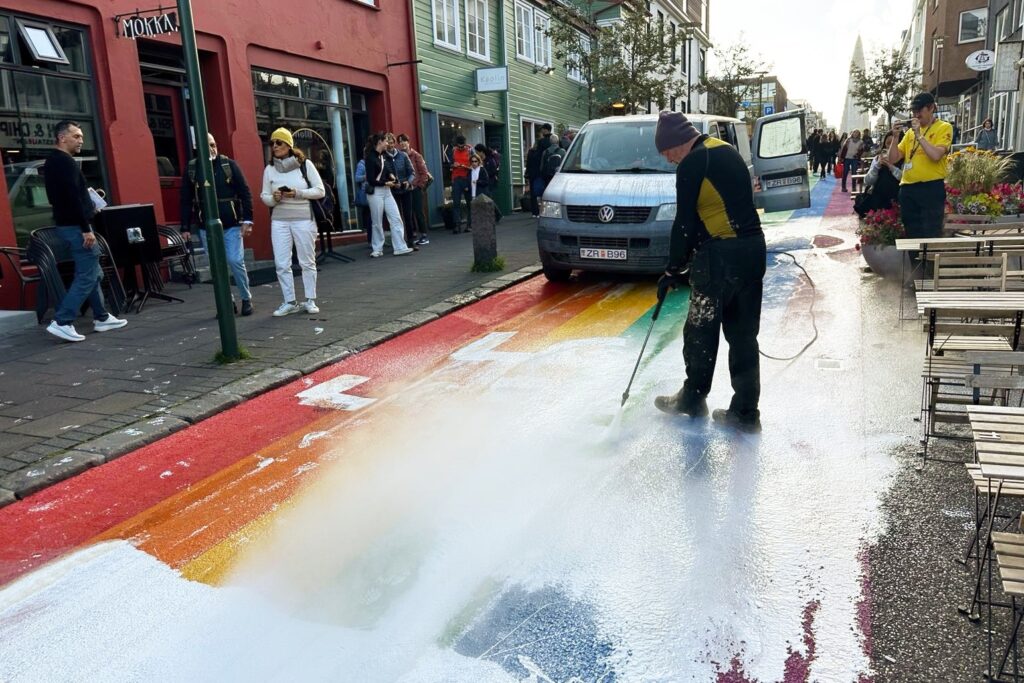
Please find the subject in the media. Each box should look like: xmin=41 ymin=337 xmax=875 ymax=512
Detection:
xmin=916 ymin=291 xmax=1024 ymax=351
xmin=897 ymin=235 xmax=1024 ymax=256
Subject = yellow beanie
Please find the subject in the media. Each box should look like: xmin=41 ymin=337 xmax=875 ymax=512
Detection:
xmin=270 ymin=127 xmax=293 ymax=148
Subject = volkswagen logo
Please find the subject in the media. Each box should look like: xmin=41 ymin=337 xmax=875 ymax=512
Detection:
xmin=597 ymin=205 xmax=615 ymax=223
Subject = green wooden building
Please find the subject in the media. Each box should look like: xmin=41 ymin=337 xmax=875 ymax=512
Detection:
xmin=411 ymin=0 xmax=590 ymax=221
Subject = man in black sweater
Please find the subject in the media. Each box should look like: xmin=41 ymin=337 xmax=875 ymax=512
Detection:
xmin=43 ymin=120 xmax=127 ymax=342
xmin=652 ymin=112 xmax=766 ymax=433
xmin=179 ymin=133 xmax=255 ymax=315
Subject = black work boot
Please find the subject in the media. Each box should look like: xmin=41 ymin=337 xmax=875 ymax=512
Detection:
xmin=711 ymin=409 xmax=762 ymax=433
xmin=241 ymin=300 xmax=253 ymax=317
xmin=654 ymin=391 xmax=708 ymax=418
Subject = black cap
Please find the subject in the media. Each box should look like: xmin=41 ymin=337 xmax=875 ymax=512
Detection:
xmin=910 ymin=92 xmax=936 ymax=111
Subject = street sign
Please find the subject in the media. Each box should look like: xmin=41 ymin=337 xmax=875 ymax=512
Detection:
xmin=966 ymin=49 xmax=996 ymax=71
xmin=763 ymin=105 xmax=775 ymax=115
xmin=475 ymin=67 xmax=509 ymax=93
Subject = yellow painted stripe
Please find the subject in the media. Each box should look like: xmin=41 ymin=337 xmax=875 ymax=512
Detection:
xmin=544 ymin=283 xmax=656 ymax=342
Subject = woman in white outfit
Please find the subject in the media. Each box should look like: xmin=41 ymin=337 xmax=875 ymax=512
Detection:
xmin=364 ymin=132 xmax=414 ymax=258
xmin=260 ymin=127 xmax=325 ymax=316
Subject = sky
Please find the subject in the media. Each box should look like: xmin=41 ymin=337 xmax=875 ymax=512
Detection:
xmin=709 ymin=0 xmax=913 ymax=128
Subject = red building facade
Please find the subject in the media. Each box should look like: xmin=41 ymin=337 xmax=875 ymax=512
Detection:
xmin=0 ymin=0 xmax=421 ymax=306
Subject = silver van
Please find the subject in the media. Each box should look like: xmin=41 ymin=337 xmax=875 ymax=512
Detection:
xmin=536 ymin=111 xmax=809 ymax=281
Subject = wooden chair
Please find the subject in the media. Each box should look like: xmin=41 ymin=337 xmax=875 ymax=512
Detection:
xmin=988 ymin=531 xmax=1024 ymax=679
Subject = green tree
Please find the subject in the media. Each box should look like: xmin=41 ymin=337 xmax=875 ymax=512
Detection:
xmin=547 ymin=0 xmax=689 ymax=117
xmin=698 ymin=40 xmax=770 ymax=118
xmin=849 ymin=49 xmax=920 ymax=128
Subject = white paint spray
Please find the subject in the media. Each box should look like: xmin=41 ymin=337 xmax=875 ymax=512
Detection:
xmin=0 ymin=227 xmax=918 ymax=681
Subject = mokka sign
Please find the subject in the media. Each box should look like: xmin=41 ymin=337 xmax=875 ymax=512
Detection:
xmin=118 ymin=11 xmax=179 ymax=40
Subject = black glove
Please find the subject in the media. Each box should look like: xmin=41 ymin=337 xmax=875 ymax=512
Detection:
xmin=657 ymin=269 xmax=687 ymax=301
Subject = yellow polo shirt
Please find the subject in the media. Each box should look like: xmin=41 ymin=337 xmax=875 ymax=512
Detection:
xmin=898 ymin=119 xmax=953 ymax=184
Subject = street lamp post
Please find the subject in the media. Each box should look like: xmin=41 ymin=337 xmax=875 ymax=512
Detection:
xmin=176 ymin=0 xmax=239 ymax=359
xmin=934 ymin=36 xmax=945 ymax=102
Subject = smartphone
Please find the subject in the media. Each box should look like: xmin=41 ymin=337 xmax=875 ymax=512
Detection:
xmin=278 ymin=186 xmax=292 ymax=193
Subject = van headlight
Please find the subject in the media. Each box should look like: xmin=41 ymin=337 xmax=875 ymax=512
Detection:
xmin=655 ymin=203 xmax=677 ymax=221
xmin=540 ymin=201 xmax=562 ymax=218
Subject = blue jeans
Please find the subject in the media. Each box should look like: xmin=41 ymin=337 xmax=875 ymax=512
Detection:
xmin=451 ymin=176 xmax=472 ymax=229
xmin=54 ymin=226 xmax=108 ymax=325
xmin=199 ymin=226 xmax=251 ymax=301
xmin=841 ymin=158 xmax=860 ymax=189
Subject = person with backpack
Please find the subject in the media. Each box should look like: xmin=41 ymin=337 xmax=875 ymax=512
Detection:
xmin=524 ymin=132 xmax=552 ymax=218
xmin=541 ymin=134 xmax=567 ymax=185
xmin=400 ymin=133 xmax=432 ymax=246
xmin=475 ymin=142 xmax=502 ymax=222
xmin=180 ymin=133 xmax=255 ymax=316
xmin=259 ymin=127 xmax=325 ymax=317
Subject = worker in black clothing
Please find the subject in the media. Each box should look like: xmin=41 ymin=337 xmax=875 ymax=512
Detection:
xmin=179 ymin=133 xmax=255 ymax=315
xmin=652 ymin=111 xmax=766 ymax=433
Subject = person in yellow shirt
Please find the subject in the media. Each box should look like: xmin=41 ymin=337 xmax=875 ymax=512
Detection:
xmin=886 ymin=92 xmax=954 ymax=241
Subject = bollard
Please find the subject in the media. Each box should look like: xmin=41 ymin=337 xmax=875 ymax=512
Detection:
xmin=470 ymin=194 xmax=499 ymax=270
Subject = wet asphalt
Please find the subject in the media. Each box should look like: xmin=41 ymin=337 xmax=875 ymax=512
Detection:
xmin=869 ymin=437 xmax=1021 ymax=682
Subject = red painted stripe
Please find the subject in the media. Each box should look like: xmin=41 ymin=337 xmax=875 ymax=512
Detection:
xmin=0 ymin=277 xmax=556 ymax=586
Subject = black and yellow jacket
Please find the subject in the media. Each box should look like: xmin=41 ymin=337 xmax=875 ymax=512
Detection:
xmin=668 ymin=135 xmax=762 ymax=270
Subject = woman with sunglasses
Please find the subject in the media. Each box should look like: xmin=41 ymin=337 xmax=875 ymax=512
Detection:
xmin=364 ymin=132 xmax=414 ymax=258
xmin=260 ymin=127 xmax=325 ymax=316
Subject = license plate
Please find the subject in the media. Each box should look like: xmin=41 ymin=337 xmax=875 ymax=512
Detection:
xmin=580 ymin=247 xmax=627 ymax=260
xmin=763 ymin=176 xmax=803 ymax=189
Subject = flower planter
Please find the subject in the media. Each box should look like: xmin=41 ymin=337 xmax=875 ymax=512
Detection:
xmin=861 ymin=243 xmax=911 ymax=282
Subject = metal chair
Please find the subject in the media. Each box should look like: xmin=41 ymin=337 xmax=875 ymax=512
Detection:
xmin=0 ymin=247 xmax=43 ymax=319
xmin=157 ymin=224 xmax=197 ymax=286
xmin=27 ymin=227 xmax=127 ymax=318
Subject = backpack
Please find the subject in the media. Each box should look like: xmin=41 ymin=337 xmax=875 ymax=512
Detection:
xmin=186 ymin=155 xmax=238 ymax=225
xmin=298 ymin=159 xmax=335 ymax=230
xmin=542 ymin=146 xmax=564 ymax=177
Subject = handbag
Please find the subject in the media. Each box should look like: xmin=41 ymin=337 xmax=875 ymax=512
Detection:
xmin=298 ymin=160 xmax=335 ymax=229
xmin=834 ymin=161 xmax=844 ymax=179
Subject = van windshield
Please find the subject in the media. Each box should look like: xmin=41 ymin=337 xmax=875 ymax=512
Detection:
xmin=561 ymin=121 xmax=676 ymax=174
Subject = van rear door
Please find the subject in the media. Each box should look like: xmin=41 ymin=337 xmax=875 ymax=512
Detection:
xmin=751 ymin=110 xmax=810 ymax=213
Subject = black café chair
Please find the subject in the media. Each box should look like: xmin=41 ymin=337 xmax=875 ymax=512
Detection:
xmin=0 ymin=247 xmax=43 ymax=319
xmin=157 ymin=224 xmax=197 ymax=286
xmin=28 ymin=227 xmax=127 ymax=318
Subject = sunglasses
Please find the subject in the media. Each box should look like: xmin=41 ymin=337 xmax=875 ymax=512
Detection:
xmin=271 ymin=140 xmax=288 ymax=147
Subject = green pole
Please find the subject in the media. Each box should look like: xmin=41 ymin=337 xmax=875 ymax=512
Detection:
xmin=176 ymin=0 xmax=239 ymax=358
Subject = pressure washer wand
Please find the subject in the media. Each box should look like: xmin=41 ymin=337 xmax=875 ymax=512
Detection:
xmin=620 ymin=289 xmax=667 ymax=407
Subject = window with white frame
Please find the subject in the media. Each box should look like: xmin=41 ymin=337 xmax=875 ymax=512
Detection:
xmin=515 ymin=2 xmax=551 ymax=67
xmin=959 ymin=8 xmax=987 ymax=43
xmin=1018 ymin=0 xmax=1024 ymax=31
xmin=465 ymin=0 xmax=489 ymax=60
xmin=534 ymin=10 xmax=552 ymax=67
xmin=521 ymin=118 xmax=552 ymax=181
xmin=515 ymin=2 xmax=534 ymax=61
xmin=567 ymin=33 xmax=588 ymax=83
xmin=930 ymin=35 xmax=939 ymax=71
xmin=433 ymin=0 xmax=460 ymax=50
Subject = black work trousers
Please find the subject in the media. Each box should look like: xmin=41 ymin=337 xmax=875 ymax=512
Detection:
xmin=679 ymin=234 xmax=767 ymax=419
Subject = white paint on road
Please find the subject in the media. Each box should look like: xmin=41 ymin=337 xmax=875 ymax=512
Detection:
xmin=296 ymin=375 xmax=377 ymax=411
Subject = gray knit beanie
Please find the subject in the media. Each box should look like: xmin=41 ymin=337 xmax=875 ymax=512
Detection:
xmin=655 ymin=111 xmax=699 ymax=152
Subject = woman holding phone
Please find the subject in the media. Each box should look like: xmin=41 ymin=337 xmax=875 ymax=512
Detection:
xmin=260 ymin=127 xmax=325 ymax=316
xmin=364 ymin=132 xmax=414 ymax=258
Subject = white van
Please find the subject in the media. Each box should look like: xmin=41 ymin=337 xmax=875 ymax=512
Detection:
xmin=536 ymin=111 xmax=810 ymax=280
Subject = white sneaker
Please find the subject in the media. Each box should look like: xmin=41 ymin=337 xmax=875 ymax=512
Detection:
xmin=370 ymin=251 xmax=383 ymax=258
xmin=304 ymin=300 xmax=320 ymax=314
xmin=273 ymin=302 xmax=302 ymax=317
xmin=93 ymin=314 xmax=128 ymax=332
xmin=46 ymin=321 xmax=85 ymax=342
xmin=394 ymin=247 xmax=414 ymax=256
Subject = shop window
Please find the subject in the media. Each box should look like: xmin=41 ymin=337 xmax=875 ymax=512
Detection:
xmin=0 ymin=18 xmax=12 ymax=63
xmin=15 ymin=20 xmax=68 ymax=65
xmin=433 ymin=0 xmax=460 ymax=50
xmin=465 ymin=0 xmax=489 ymax=60
xmin=47 ymin=77 xmax=89 ymax=114
xmin=520 ymin=118 xmax=551 ymax=181
xmin=52 ymin=26 xmax=86 ymax=74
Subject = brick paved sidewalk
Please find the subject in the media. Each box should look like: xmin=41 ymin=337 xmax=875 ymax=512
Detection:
xmin=0 ymin=215 xmax=544 ymax=506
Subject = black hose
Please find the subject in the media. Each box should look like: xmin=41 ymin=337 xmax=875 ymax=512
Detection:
xmin=759 ymin=250 xmax=819 ymax=362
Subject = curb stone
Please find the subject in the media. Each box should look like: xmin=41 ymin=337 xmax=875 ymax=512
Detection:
xmin=78 ymin=416 xmax=191 ymax=461
xmin=213 ymin=368 xmax=302 ymax=399
xmin=0 ymin=450 xmax=105 ymax=499
xmin=167 ymin=393 xmax=244 ymax=424
xmin=0 ymin=264 xmax=542 ymax=509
